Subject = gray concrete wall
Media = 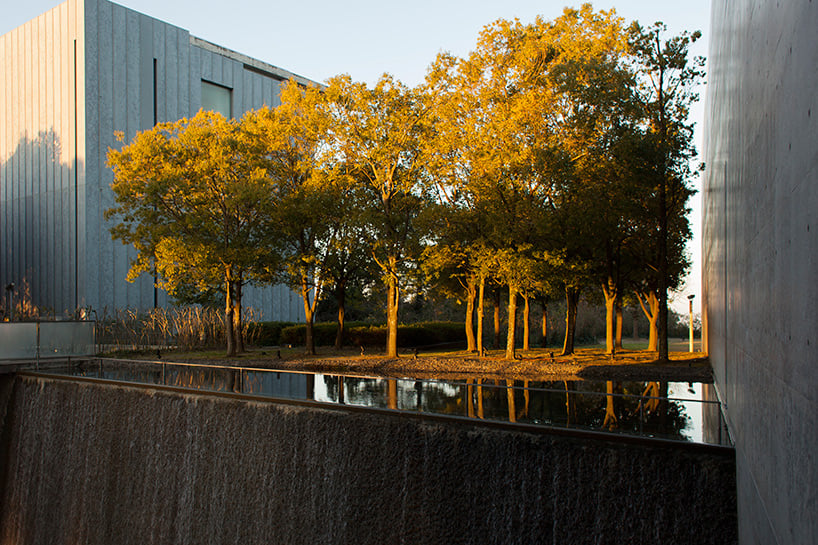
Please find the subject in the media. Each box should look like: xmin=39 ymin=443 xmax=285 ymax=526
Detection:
xmin=82 ymin=0 xmax=303 ymax=319
xmin=703 ymin=1 xmax=818 ymax=543
xmin=83 ymin=0 xmax=166 ymax=311
xmin=0 ymin=375 xmax=736 ymax=544
xmin=0 ymin=0 xmax=85 ymax=314
xmin=1 ymin=0 xmax=306 ymax=320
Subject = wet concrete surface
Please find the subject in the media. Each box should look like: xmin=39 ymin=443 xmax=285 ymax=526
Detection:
xmin=0 ymin=374 xmax=736 ymax=544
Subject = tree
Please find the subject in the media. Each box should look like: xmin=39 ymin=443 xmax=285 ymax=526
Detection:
xmin=327 ymin=74 xmax=432 ymax=358
xmin=107 ymin=110 xmax=279 ymax=356
xmin=321 ymin=188 xmax=378 ymax=350
xmin=521 ymin=5 xmax=639 ymax=356
xmin=244 ymin=82 xmax=337 ymax=355
xmin=425 ymin=19 xmax=561 ymax=360
xmin=419 ymin=201 xmax=498 ymax=353
xmin=424 ymin=53 xmax=501 ymax=356
xmin=628 ymin=22 xmax=703 ymax=361
xmin=493 ymin=246 xmax=544 ymax=359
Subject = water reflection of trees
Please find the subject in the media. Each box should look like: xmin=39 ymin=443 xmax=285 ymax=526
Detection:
xmin=73 ymin=363 xmax=690 ymax=441
xmin=462 ymin=379 xmax=688 ymax=440
xmin=322 ymin=375 xmax=690 ymax=441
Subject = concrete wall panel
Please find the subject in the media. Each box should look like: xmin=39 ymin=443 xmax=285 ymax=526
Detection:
xmin=704 ymin=1 xmax=818 ymax=543
xmin=83 ymin=0 xmax=188 ymax=311
xmin=0 ymin=0 xmax=83 ymax=314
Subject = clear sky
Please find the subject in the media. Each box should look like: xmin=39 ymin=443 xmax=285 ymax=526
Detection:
xmin=2 ymin=0 xmax=711 ymax=317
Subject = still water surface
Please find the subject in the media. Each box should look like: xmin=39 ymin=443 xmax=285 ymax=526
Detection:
xmin=52 ymin=359 xmax=730 ymax=446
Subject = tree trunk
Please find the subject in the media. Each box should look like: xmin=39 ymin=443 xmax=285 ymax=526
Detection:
xmin=299 ymin=270 xmax=318 ymax=355
xmin=615 ymin=299 xmax=624 ymax=350
xmin=561 ymin=286 xmax=580 ymax=356
xmin=465 ymin=278 xmax=476 ymax=352
xmin=493 ymin=287 xmax=501 ymax=349
xmin=564 ymin=380 xmax=576 ymax=426
xmin=476 ymin=277 xmax=485 ymax=354
xmin=541 ymin=298 xmax=548 ymax=348
xmin=505 ymin=287 xmax=518 ymax=360
xmin=603 ymin=278 xmax=617 ymax=354
xmin=658 ymin=381 xmax=669 ymax=428
xmin=334 ymin=280 xmax=346 ymax=350
xmin=657 ymin=136 xmax=670 ymax=362
xmin=232 ymin=279 xmax=245 ymax=354
xmin=387 ymin=379 xmax=398 ymax=410
xmin=603 ymin=380 xmax=617 ymax=430
xmin=637 ymin=291 xmax=660 ymax=352
xmin=657 ymin=57 xmax=671 ymax=363
xmin=306 ymin=375 xmax=315 ymax=400
xmin=303 ymin=301 xmax=316 ymax=355
xmin=466 ymin=379 xmax=474 ymax=418
xmin=522 ymin=295 xmax=530 ymax=351
xmin=506 ymin=380 xmax=516 ymax=423
xmin=224 ymin=271 xmax=236 ymax=357
xmin=385 ymin=262 xmax=399 ymax=358
xmin=476 ymin=379 xmax=484 ymax=419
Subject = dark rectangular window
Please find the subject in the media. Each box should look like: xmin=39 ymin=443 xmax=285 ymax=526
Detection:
xmin=201 ymin=80 xmax=232 ymax=118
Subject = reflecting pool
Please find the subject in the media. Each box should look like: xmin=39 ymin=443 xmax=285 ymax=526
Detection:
xmin=48 ymin=358 xmax=730 ymax=446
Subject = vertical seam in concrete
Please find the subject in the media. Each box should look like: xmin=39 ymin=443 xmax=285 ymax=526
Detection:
xmin=73 ymin=38 xmax=78 ymax=310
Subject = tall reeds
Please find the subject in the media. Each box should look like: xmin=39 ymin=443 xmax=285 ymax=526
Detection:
xmin=94 ymin=306 xmax=259 ymax=353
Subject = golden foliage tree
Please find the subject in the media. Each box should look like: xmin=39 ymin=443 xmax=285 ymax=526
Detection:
xmin=327 ymin=74 xmax=432 ymax=358
xmin=244 ymin=82 xmax=338 ymax=355
xmin=107 ymin=110 xmax=280 ymax=356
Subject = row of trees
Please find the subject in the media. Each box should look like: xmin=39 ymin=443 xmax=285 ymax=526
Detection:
xmin=107 ymin=5 xmax=703 ymax=359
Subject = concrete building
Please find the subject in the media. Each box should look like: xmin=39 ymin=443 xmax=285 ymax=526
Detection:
xmin=703 ymin=1 xmax=818 ymax=543
xmin=0 ymin=0 xmax=308 ymax=319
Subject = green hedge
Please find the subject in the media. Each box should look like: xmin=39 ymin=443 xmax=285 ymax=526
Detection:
xmin=277 ymin=321 xmax=466 ymax=348
xmin=246 ymin=321 xmax=299 ymax=346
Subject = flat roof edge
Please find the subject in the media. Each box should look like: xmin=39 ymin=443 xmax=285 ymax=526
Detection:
xmin=189 ymin=35 xmax=319 ymax=88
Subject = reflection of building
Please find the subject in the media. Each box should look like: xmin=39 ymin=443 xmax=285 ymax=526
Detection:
xmin=0 ymin=0 xmax=310 ymax=318
xmin=703 ymin=1 xmax=818 ymax=543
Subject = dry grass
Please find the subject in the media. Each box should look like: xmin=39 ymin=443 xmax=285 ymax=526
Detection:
xmin=94 ymin=306 xmax=260 ymax=352
xmin=136 ymin=345 xmax=712 ymax=383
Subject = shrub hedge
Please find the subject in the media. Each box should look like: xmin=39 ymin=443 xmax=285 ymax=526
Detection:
xmin=251 ymin=320 xmax=466 ymax=348
xmin=246 ymin=321 xmax=299 ymax=346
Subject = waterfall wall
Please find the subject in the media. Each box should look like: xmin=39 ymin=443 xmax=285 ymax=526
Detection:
xmin=0 ymin=374 xmax=736 ymax=544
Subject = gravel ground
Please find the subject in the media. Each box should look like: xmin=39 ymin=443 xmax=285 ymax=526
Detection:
xmin=151 ymin=347 xmax=713 ymax=383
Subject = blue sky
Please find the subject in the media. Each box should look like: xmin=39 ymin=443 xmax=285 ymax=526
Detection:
xmin=2 ymin=0 xmax=711 ymax=316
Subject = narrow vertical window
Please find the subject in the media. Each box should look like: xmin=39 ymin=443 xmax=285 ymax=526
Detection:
xmin=153 ymin=59 xmax=158 ymax=125
xmin=153 ymin=58 xmax=158 ymax=308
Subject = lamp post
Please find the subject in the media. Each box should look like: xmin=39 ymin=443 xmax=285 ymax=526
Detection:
xmin=687 ymin=294 xmax=695 ymax=352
